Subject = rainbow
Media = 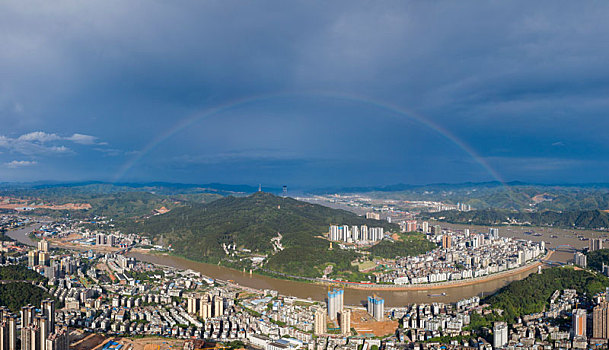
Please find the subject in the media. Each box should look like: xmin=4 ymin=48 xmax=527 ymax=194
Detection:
xmin=113 ymin=91 xmax=506 ymax=186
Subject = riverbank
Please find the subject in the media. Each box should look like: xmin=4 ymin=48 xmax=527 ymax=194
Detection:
xmin=128 ymin=250 xmax=543 ymax=306
xmin=323 ymin=250 xmax=553 ymax=291
xmin=131 ymin=246 xmax=553 ymax=292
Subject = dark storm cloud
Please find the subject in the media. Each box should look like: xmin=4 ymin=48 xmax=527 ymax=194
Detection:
xmin=1 ymin=1 xmax=608 ymax=185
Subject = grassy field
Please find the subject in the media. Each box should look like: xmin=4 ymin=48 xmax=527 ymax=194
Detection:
xmin=352 ymin=260 xmax=376 ymax=272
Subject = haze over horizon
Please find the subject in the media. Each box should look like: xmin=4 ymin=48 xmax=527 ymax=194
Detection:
xmin=2 ymin=1 xmax=609 ymax=187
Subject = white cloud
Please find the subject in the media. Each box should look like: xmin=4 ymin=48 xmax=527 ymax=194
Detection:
xmin=0 ymin=131 xmax=105 ymax=156
xmin=49 ymin=146 xmax=70 ymax=153
xmin=66 ymin=133 xmax=98 ymax=145
xmin=17 ymin=131 xmax=61 ymax=143
xmin=16 ymin=131 xmax=103 ymax=145
xmin=5 ymin=160 xmax=37 ymax=168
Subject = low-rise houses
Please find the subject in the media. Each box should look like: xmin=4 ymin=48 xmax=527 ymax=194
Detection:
xmin=374 ymin=229 xmax=546 ymax=285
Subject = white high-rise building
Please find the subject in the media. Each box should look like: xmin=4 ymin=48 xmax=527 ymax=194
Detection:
xmin=421 ymin=221 xmax=429 ymax=233
xmin=37 ymin=240 xmax=49 ymax=253
xmin=187 ymin=294 xmax=199 ymax=314
xmin=328 ymin=225 xmax=384 ymax=243
xmin=42 ymin=299 xmax=55 ymax=331
xmin=573 ymin=309 xmax=587 ymax=337
xmin=367 ymin=295 xmax=384 ymax=321
xmin=340 ymin=309 xmax=351 ymax=335
xmin=213 ymin=296 xmax=224 ymax=317
xmin=199 ymin=299 xmax=212 ymax=320
xmin=369 ymin=227 xmax=384 ymax=241
xmin=574 ymin=252 xmax=587 ymax=268
xmin=366 ymin=212 xmax=380 ymax=220
xmin=314 ymin=308 xmax=326 ymax=335
xmin=38 ymin=316 xmax=49 ymax=350
xmin=489 ymin=228 xmax=499 ymax=239
xmin=360 ymin=225 xmax=368 ymax=241
xmin=493 ymin=322 xmax=508 ymax=348
xmin=329 ymin=226 xmax=340 ymax=241
xmin=351 ymin=226 xmax=359 ymax=241
xmin=590 ymin=238 xmax=603 ymax=252
xmin=327 ymin=289 xmax=344 ymax=320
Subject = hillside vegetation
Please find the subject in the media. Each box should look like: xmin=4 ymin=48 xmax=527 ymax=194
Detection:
xmin=367 ymin=232 xmax=436 ymax=259
xmin=0 ymin=282 xmax=55 ymax=312
xmin=0 ymin=265 xmax=46 ymax=282
xmin=483 ymin=267 xmax=609 ymax=322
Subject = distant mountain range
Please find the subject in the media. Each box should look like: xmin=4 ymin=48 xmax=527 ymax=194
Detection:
xmin=0 ymin=181 xmax=268 ymax=195
xmin=309 ymin=181 xmax=609 ymax=194
xmin=423 ymin=209 xmax=609 ymax=230
xmin=2 ymin=180 xmax=609 ymax=214
xmin=332 ymin=182 xmax=609 ymax=211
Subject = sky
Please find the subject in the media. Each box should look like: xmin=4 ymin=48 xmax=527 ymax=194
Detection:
xmin=1 ymin=1 xmax=609 ymax=188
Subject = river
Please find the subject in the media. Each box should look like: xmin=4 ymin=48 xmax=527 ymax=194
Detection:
xmin=6 ymin=222 xmax=587 ymax=307
xmin=127 ymin=251 xmax=538 ymax=307
xmin=6 ymin=224 xmax=41 ymax=246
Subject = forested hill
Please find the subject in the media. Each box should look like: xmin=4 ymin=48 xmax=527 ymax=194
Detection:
xmin=422 ymin=209 xmax=609 ymax=230
xmin=482 ymin=267 xmax=608 ymax=323
xmin=120 ymin=192 xmax=397 ymax=263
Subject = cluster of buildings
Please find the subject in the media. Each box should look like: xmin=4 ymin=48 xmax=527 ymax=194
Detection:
xmin=427 ymin=202 xmax=472 ymax=212
xmin=373 ymin=228 xmax=546 ymax=285
xmin=186 ymin=293 xmax=226 ymax=320
xmin=30 ymin=219 xmax=154 ymax=251
xmin=27 ymin=241 xmax=80 ymax=283
xmin=399 ymin=220 xmax=417 ymax=233
xmin=302 ymin=193 xmax=474 ymax=219
xmin=27 ymin=240 xmax=50 ymax=268
xmin=559 ymin=290 xmax=609 ymax=347
xmin=395 ymin=300 xmax=474 ymax=342
xmin=328 ymin=225 xmax=385 ymax=244
xmin=95 ymin=233 xmax=116 ymax=247
xmin=418 ymin=221 xmax=443 ymax=236
xmin=37 ymin=254 xmax=245 ymax=340
xmin=0 ymin=300 xmax=69 ymax=350
xmin=390 ymin=288 xmax=609 ymax=349
xmin=481 ymin=289 xmax=609 ymax=349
